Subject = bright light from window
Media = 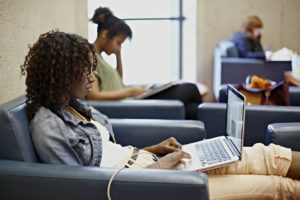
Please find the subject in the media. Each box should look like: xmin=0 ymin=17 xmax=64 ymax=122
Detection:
xmin=88 ymin=0 xmax=196 ymax=84
xmin=183 ymin=0 xmax=197 ymax=82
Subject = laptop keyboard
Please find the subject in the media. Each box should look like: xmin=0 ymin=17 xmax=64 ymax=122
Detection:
xmin=195 ymin=139 xmax=232 ymax=166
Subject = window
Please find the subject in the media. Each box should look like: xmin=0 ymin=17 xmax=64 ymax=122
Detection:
xmin=88 ymin=0 xmax=197 ymax=85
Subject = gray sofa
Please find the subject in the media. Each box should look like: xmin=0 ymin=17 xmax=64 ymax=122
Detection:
xmin=213 ymin=40 xmax=291 ymax=99
xmin=0 ymin=96 xmax=208 ymax=200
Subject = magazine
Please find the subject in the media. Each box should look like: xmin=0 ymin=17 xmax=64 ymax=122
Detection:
xmin=133 ymin=81 xmax=180 ymax=99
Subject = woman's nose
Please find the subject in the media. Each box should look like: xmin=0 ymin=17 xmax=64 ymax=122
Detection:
xmin=88 ymin=73 xmax=95 ymax=83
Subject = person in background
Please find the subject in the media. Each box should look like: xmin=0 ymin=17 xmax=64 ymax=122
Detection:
xmin=22 ymin=30 xmax=300 ymax=200
xmin=231 ymin=15 xmax=272 ymax=60
xmin=86 ymin=7 xmax=203 ymax=119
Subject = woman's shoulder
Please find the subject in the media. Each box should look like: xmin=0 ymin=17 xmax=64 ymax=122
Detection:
xmin=29 ymin=106 xmax=68 ymax=143
xmin=231 ymin=31 xmax=250 ymax=42
xmin=95 ymin=53 xmax=118 ymax=74
xmin=95 ymin=53 xmax=110 ymax=68
xmin=31 ymin=106 xmax=63 ymax=127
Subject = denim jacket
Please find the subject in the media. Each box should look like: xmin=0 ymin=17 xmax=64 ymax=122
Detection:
xmin=30 ymin=99 xmax=116 ymax=166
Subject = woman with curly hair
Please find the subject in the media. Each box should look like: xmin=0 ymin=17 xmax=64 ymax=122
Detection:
xmin=21 ymin=30 xmax=189 ymax=168
xmin=21 ymin=31 xmax=96 ymax=121
xmin=21 ymin=31 xmax=300 ymax=199
xmin=86 ymin=7 xmax=204 ymax=119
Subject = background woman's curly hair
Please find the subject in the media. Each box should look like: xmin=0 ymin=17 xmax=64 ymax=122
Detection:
xmin=20 ymin=30 xmax=96 ymax=120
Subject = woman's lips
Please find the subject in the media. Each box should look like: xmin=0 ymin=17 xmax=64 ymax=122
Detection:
xmin=86 ymin=84 xmax=92 ymax=91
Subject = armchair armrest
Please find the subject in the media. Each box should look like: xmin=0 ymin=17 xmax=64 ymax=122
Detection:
xmin=197 ymin=103 xmax=300 ymax=146
xmin=110 ymin=119 xmax=206 ymax=148
xmin=0 ymin=160 xmax=208 ymax=200
xmin=83 ymin=99 xmax=185 ymax=119
xmin=289 ymin=86 xmax=300 ymax=106
xmin=267 ymin=122 xmax=300 ymax=151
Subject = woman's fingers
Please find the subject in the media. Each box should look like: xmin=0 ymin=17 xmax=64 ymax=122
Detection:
xmin=178 ymin=151 xmax=191 ymax=159
xmin=170 ymin=151 xmax=191 ymax=169
xmin=164 ymin=146 xmax=181 ymax=152
xmin=170 ymin=151 xmax=191 ymax=162
xmin=154 ymin=151 xmax=191 ymax=170
xmin=167 ymin=137 xmax=182 ymax=149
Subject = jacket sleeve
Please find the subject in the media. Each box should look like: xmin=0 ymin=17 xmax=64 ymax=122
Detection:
xmin=30 ymin=115 xmax=83 ymax=166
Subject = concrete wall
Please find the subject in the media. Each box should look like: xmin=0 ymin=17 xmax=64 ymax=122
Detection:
xmin=0 ymin=0 xmax=87 ymax=104
xmin=197 ymin=0 xmax=300 ymax=101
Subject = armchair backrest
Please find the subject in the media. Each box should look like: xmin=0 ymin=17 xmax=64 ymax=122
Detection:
xmin=0 ymin=95 xmax=39 ymax=162
xmin=218 ymin=84 xmax=300 ymax=106
xmin=217 ymin=40 xmax=239 ymax=58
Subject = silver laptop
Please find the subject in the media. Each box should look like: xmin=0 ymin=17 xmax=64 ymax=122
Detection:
xmin=181 ymin=84 xmax=246 ymax=171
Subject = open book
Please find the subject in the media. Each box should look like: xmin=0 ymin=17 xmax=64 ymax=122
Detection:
xmin=133 ymin=81 xmax=180 ymax=99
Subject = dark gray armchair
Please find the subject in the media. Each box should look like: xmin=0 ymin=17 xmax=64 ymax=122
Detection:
xmin=213 ymin=40 xmax=291 ymax=99
xmin=218 ymin=84 xmax=300 ymax=106
xmin=83 ymin=99 xmax=185 ymax=119
xmin=0 ymin=96 xmax=208 ymax=200
xmin=267 ymin=122 xmax=300 ymax=151
xmin=197 ymin=102 xmax=300 ymax=146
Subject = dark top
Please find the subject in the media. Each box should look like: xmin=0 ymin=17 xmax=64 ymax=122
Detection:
xmin=231 ymin=32 xmax=265 ymax=59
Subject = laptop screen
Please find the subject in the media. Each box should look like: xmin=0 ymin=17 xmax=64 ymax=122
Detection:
xmin=226 ymin=84 xmax=245 ymax=154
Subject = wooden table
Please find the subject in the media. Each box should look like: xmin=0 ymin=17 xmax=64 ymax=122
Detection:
xmin=284 ymin=71 xmax=300 ymax=87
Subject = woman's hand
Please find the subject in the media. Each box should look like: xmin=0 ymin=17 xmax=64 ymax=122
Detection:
xmin=126 ymin=85 xmax=149 ymax=97
xmin=143 ymin=137 xmax=182 ymax=155
xmin=265 ymin=51 xmax=273 ymax=61
xmin=147 ymin=151 xmax=191 ymax=170
xmin=115 ymin=48 xmax=123 ymax=78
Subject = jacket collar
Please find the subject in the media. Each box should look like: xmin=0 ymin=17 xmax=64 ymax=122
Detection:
xmin=57 ymin=98 xmax=92 ymax=125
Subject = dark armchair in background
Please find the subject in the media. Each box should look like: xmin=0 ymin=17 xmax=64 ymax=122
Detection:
xmin=197 ymin=102 xmax=300 ymax=146
xmin=213 ymin=40 xmax=291 ymax=99
xmin=83 ymin=99 xmax=185 ymax=120
xmin=0 ymin=96 xmax=208 ymax=200
xmin=267 ymin=122 xmax=300 ymax=151
xmin=218 ymin=84 xmax=300 ymax=106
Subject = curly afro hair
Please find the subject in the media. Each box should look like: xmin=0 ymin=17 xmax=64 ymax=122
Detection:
xmin=20 ymin=30 xmax=96 ymax=120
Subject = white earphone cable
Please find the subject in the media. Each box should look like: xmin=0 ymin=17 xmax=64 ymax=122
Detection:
xmin=107 ymin=151 xmax=161 ymax=200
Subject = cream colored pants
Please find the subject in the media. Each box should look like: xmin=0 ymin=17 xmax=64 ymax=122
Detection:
xmin=205 ymin=143 xmax=300 ymax=200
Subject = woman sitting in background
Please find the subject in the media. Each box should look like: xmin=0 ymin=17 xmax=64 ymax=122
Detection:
xmin=231 ymin=15 xmax=272 ymax=60
xmin=21 ymin=30 xmax=300 ymax=200
xmin=86 ymin=7 xmax=203 ymax=119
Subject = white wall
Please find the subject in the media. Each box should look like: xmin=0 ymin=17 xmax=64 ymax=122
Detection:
xmin=0 ymin=0 xmax=87 ymax=104
xmin=197 ymin=0 xmax=300 ymax=101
